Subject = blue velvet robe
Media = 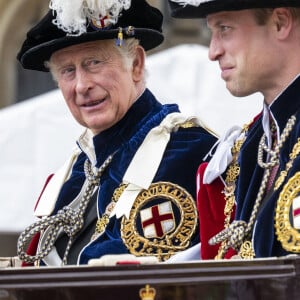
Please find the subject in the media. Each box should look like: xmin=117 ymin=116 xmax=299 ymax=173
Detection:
xmin=235 ymin=75 xmax=300 ymax=257
xmin=50 ymin=88 xmax=216 ymax=264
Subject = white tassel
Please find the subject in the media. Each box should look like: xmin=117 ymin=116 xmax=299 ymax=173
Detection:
xmin=170 ymin=0 xmax=210 ymax=7
xmin=49 ymin=0 xmax=131 ymax=35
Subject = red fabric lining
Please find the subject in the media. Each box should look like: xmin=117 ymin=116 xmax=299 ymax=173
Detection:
xmin=197 ymin=162 xmax=236 ymax=259
xmin=21 ymin=232 xmax=40 ymax=267
xmin=22 ymin=174 xmax=54 ymax=267
xmin=34 ymin=174 xmax=54 ymax=212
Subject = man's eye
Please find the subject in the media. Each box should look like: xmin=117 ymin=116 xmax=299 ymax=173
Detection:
xmin=220 ymin=25 xmax=230 ymax=32
xmin=62 ymin=67 xmax=74 ymax=75
xmin=91 ymin=60 xmax=100 ymax=65
xmin=220 ymin=25 xmax=231 ymax=33
xmin=58 ymin=67 xmax=75 ymax=80
xmin=87 ymin=59 xmax=101 ymax=67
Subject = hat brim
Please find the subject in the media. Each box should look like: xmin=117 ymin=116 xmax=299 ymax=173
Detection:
xmin=170 ymin=0 xmax=300 ymax=18
xmin=20 ymin=28 xmax=164 ymax=72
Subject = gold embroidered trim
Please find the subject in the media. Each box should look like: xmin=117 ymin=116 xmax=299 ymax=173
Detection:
xmin=179 ymin=119 xmax=219 ymax=138
xmin=275 ymin=138 xmax=300 ymax=190
xmin=275 ymin=172 xmax=300 ymax=253
xmin=91 ymin=183 xmax=126 ymax=241
xmin=238 ymin=240 xmax=255 ymax=259
xmin=179 ymin=121 xmax=198 ymax=128
xmin=215 ymin=124 xmax=248 ymax=259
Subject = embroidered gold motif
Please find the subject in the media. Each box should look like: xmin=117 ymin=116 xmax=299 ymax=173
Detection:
xmin=120 ymin=182 xmax=197 ymax=262
xmin=179 ymin=121 xmax=198 ymax=128
xmin=274 ymin=170 xmax=288 ymax=191
xmin=238 ymin=241 xmax=255 ymax=259
xmin=179 ymin=119 xmax=218 ymax=138
xmin=95 ymin=215 xmax=109 ymax=235
xmin=91 ymin=184 xmax=126 ymax=241
xmin=274 ymin=138 xmax=300 ymax=190
xmin=226 ymin=165 xmax=240 ymax=183
xmin=215 ymin=126 xmax=248 ymax=260
xmin=275 ymin=172 xmax=300 ymax=253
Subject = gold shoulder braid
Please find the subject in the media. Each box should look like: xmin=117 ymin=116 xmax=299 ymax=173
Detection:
xmin=179 ymin=120 xmax=198 ymax=129
xmin=120 ymin=181 xmax=197 ymax=261
xmin=179 ymin=118 xmax=218 ymax=138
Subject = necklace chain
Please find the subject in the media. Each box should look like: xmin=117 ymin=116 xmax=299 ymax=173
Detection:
xmin=258 ymin=116 xmax=296 ymax=169
xmin=17 ymin=154 xmax=114 ymax=265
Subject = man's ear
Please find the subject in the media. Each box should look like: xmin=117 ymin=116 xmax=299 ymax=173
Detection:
xmin=273 ymin=8 xmax=293 ymax=40
xmin=132 ymin=45 xmax=145 ymax=82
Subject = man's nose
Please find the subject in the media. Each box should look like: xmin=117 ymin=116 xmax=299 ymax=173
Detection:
xmin=208 ymin=36 xmax=223 ymax=61
xmin=75 ymin=69 xmax=94 ymax=95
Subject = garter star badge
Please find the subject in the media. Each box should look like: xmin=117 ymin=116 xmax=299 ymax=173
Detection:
xmin=120 ymin=182 xmax=197 ymax=261
xmin=90 ymin=15 xmax=112 ymax=30
xmin=275 ymin=172 xmax=300 ymax=253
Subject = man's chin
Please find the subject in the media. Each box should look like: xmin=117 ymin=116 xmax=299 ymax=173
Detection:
xmin=226 ymin=84 xmax=251 ymax=98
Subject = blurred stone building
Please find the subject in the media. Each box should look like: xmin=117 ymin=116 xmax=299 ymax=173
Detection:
xmin=0 ymin=0 xmax=209 ymax=109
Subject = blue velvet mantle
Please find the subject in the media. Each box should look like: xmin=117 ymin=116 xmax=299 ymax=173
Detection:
xmin=51 ymin=88 xmax=216 ymax=264
xmin=235 ymin=75 xmax=300 ymax=257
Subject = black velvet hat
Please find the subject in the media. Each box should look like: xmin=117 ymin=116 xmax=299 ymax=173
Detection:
xmin=18 ymin=0 xmax=164 ymax=72
xmin=168 ymin=0 xmax=300 ymax=18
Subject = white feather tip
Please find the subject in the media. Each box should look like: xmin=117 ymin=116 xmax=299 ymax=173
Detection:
xmin=49 ymin=0 xmax=132 ymax=35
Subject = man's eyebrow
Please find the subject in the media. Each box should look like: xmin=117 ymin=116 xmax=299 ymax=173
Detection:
xmin=209 ymin=18 xmax=226 ymax=28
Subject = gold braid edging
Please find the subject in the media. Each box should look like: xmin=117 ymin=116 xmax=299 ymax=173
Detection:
xmin=275 ymin=172 xmax=300 ymax=253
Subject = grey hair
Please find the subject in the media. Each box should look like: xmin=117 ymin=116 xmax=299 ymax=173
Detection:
xmin=114 ymin=38 xmax=141 ymax=70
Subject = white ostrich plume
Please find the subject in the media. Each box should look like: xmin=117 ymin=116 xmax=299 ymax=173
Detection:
xmin=170 ymin=0 xmax=210 ymax=7
xmin=49 ymin=0 xmax=131 ymax=35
